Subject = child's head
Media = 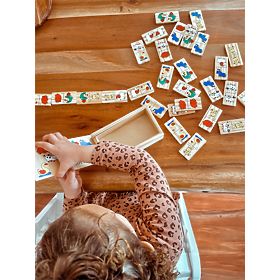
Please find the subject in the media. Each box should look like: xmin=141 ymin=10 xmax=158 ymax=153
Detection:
xmin=36 ymin=205 xmax=178 ymax=280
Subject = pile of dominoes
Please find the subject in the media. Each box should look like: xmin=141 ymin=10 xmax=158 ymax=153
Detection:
xmin=35 ymin=9 xmax=245 ymax=161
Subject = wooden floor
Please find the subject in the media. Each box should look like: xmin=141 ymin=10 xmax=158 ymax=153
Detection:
xmin=35 ymin=1 xmax=245 ymax=279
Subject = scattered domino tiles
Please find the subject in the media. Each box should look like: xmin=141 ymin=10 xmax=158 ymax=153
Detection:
xmin=174 ymin=58 xmax=197 ymax=83
xmin=141 ymin=95 xmax=167 ymax=119
xmin=179 ymin=133 xmax=207 ymax=160
xmin=214 ymin=56 xmax=229 ymax=80
xmin=189 ymin=10 xmax=206 ymax=31
xmin=164 ymin=117 xmax=191 ymax=144
xmin=155 ymin=38 xmax=173 ymax=62
xmin=200 ymin=76 xmax=223 ymax=102
xmin=173 ymin=79 xmax=201 ymax=98
xmin=175 ymin=97 xmax=202 ymax=111
xmin=191 ymin=32 xmax=210 ymax=56
xmin=131 ymin=40 xmax=150 ymax=64
xmin=51 ymin=91 xmax=77 ymax=105
xmin=142 ymin=26 xmax=168 ymax=45
xmin=238 ymin=91 xmax=245 ymax=106
xmin=127 ymin=81 xmax=154 ymax=101
xmin=180 ymin=24 xmax=198 ymax=49
xmin=157 ymin=64 xmax=174 ymax=90
xmin=225 ymin=43 xmax=243 ymax=67
xmin=155 ymin=11 xmax=180 ymax=24
xmin=223 ymin=81 xmax=238 ymax=106
xmin=167 ymin=104 xmax=195 ymax=117
xmin=35 ymin=94 xmax=52 ymax=106
xmin=218 ymin=118 xmax=245 ymax=135
xmin=199 ymin=104 xmax=223 ymax=132
xmin=168 ymin=22 xmax=188 ymax=45
xmin=77 ymin=90 xmax=128 ymax=104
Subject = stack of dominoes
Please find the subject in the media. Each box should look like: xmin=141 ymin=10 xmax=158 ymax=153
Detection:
xmin=36 ymin=9 xmax=245 ymax=163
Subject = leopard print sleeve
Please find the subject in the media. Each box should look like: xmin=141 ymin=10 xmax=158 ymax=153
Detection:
xmin=90 ymin=141 xmax=184 ymax=263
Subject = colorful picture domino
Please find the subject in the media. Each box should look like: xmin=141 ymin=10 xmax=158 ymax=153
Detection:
xmin=51 ymin=91 xmax=77 ymax=105
xmin=174 ymin=97 xmax=202 ymax=111
xmin=225 ymin=43 xmax=243 ymax=67
xmin=164 ymin=117 xmax=191 ymax=144
xmin=189 ymin=10 xmax=206 ymax=31
xmin=200 ymin=76 xmax=223 ymax=103
xmin=179 ymin=132 xmax=207 ymax=160
xmin=180 ymin=24 xmax=198 ymax=49
xmin=199 ymin=104 xmax=223 ymax=133
xmin=131 ymin=40 xmax=150 ymax=65
xmin=191 ymin=32 xmax=210 ymax=56
xmin=157 ymin=64 xmax=174 ymax=90
xmin=173 ymin=79 xmax=201 ymax=98
xmin=223 ymin=81 xmax=238 ymax=106
xmin=238 ymin=90 xmax=245 ymax=106
xmin=35 ymin=93 xmax=52 ymax=106
xmin=141 ymin=95 xmax=167 ymax=119
xmin=214 ymin=56 xmax=229 ymax=80
xmin=77 ymin=90 xmax=128 ymax=104
xmin=167 ymin=104 xmax=195 ymax=117
xmin=174 ymin=58 xmax=197 ymax=83
xmin=155 ymin=11 xmax=180 ymax=24
xmin=218 ymin=118 xmax=245 ymax=135
xmin=127 ymin=81 xmax=154 ymax=101
xmin=168 ymin=22 xmax=188 ymax=45
xmin=142 ymin=26 xmax=168 ymax=45
xmin=155 ymin=38 xmax=173 ymax=62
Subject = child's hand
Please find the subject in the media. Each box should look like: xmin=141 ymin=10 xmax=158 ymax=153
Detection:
xmin=57 ymin=168 xmax=82 ymax=199
xmin=36 ymin=132 xmax=83 ymax=177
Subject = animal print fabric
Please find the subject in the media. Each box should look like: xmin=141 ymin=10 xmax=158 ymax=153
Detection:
xmin=64 ymin=141 xmax=183 ymax=265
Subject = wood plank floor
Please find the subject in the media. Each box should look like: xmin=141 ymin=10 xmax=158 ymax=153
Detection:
xmin=36 ymin=192 xmax=245 ymax=280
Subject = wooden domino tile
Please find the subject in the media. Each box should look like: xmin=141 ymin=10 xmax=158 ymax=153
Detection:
xmin=131 ymin=40 xmax=150 ymax=64
xmin=155 ymin=11 xmax=180 ymax=24
xmin=127 ymin=81 xmax=154 ymax=101
xmin=199 ymin=104 xmax=223 ymax=132
xmin=141 ymin=95 xmax=167 ymax=118
xmin=218 ymin=118 xmax=245 ymax=134
xmin=200 ymin=76 xmax=223 ymax=103
xmin=225 ymin=43 xmax=243 ymax=67
xmin=191 ymin=32 xmax=210 ymax=56
xmin=214 ymin=56 xmax=229 ymax=80
xmin=155 ymin=38 xmax=173 ymax=62
xmin=157 ymin=64 xmax=174 ymax=90
xmin=35 ymin=93 xmax=52 ymax=106
xmin=142 ymin=26 xmax=168 ymax=45
xmin=223 ymin=81 xmax=238 ymax=106
xmin=189 ymin=10 xmax=206 ymax=31
xmin=168 ymin=22 xmax=188 ymax=45
xmin=238 ymin=90 xmax=245 ymax=106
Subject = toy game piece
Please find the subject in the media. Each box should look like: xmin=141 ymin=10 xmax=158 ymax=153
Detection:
xmin=155 ymin=11 xmax=180 ymax=24
xmin=191 ymin=32 xmax=210 ymax=56
xmin=157 ymin=64 xmax=174 ymax=90
xmin=223 ymin=81 xmax=238 ymax=106
xmin=127 ymin=81 xmax=154 ymax=101
xmin=199 ymin=104 xmax=223 ymax=132
xmin=180 ymin=24 xmax=198 ymax=49
xmin=174 ymin=58 xmax=197 ymax=83
xmin=225 ymin=43 xmax=243 ymax=67
xmin=167 ymin=104 xmax=195 ymax=117
xmin=35 ymin=93 xmax=52 ymax=106
xmin=168 ymin=22 xmax=188 ymax=45
xmin=141 ymin=95 xmax=167 ymax=119
xmin=142 ymin=26 xmax=168 ymax=45
xmin=173 ymin=79 xmax=201 ymax=98
xmin=77 ymin=90 xmax=128 ymax=104
xmin=164 ymin=117 xmax=191 ymax=144
xmin=189 ymin=10 xmax=206 ymax=31
xmin=131 ymin=40 xmax=150 ymax=64
xmin=238 ymin=90 xmax=245 ymax=106
xmin=179 ymin=132 xmax=206 ymax=160
xmin=155 ymin=38 xmax=173 ymax=62
xmin=218 ymin=118 xmax=245 ymax=134
xmin=51 ymin=91 xmax=77 ymax=105
xmin=214 ymin=56 xmax=229 ymax=80
xmin=174 ymin=97 xmax=202 ymax=111
xmin=200 ymin=76 xmax=223 ymax=103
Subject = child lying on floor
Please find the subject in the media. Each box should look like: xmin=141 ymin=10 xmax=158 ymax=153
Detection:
xmin=35 ymin=132 xmax=183 ymax=280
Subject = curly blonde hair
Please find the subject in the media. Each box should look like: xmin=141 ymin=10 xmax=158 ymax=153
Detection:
xmin=35 ymin=207 xmax=179 ymax=280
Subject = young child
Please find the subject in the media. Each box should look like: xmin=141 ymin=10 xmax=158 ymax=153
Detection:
xmin=35 ymin=132 xmax=183 ymax=280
